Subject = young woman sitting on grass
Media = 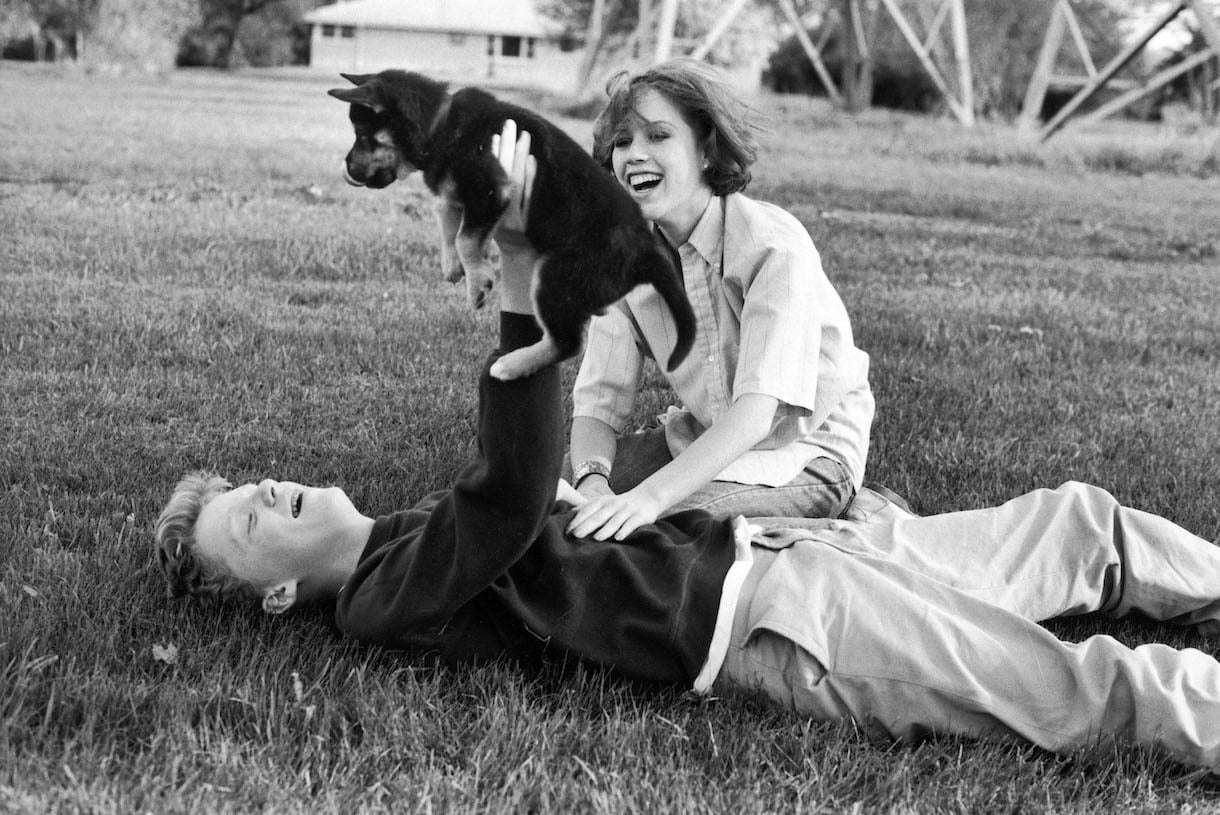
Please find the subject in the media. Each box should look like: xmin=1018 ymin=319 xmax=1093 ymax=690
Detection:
xmin=565 ymin=59 xmax=875 ymax=542
xmin=156 ymin=125 xmax=1220 ymax=776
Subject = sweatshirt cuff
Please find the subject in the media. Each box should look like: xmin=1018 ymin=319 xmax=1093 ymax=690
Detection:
xmin=498 ymin=312 xmax=543 ymax=354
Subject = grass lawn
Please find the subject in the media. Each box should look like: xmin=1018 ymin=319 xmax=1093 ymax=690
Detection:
xmin=2 ymin=61 xmax=1220 ymax=811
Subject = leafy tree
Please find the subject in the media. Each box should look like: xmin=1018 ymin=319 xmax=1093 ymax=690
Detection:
xmin=2 ymin=0 xmax=196 ymax=69
xmin=90 ymin=0 xmax=196 ymax=70
xmin=177 ymin=0 xmax=271 ymax=67
xmin=544 ymin=0 xmax=776 ymax=94
xmin=1154 ymin=20 xmax=1220 ymax=119
xmin=0 ymin=0 xmax=99 ymax=60
xmin=538 ymin=0 xmax=640 ymax=39
xmin=233 ymin=0 xmax=313 ymax=66
xmin=177 ymin=0 xmax=321 ymax=67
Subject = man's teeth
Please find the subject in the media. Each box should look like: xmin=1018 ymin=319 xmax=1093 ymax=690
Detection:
xmin=629 ymin=173 xmax=662 ymax=192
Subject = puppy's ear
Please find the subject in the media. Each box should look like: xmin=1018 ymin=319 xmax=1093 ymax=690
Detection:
xmin=327 ymin=85 xmax=386 ymax=113
xmin=327 ymin=86 xmax=365 ymax=104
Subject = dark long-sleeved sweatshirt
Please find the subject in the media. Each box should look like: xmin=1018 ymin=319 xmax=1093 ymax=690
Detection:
xmin=334 ymin=312 xmax=738 ymax=686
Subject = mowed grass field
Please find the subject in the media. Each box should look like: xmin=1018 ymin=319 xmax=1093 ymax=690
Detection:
xmin=2 ymin=60 xmax=1220 ymax=811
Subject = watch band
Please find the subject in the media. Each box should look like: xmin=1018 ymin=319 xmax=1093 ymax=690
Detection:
xmin=572 ymin=459 xmax=612 ymax=488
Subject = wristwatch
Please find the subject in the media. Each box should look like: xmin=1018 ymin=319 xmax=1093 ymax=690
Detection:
xmin=572 ymin=459 xmax=612 ymax=488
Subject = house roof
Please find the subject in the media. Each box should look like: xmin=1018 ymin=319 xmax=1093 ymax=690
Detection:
xmin=304 ymin=0 xmax=551 ymax=37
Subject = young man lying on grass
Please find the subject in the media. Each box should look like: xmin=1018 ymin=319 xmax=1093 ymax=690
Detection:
xmin=156 ymin=125 xmax=1220 ymax=775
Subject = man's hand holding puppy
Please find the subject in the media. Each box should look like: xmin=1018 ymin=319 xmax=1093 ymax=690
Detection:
xmin=490 ymin=120 xmax=538 ymax=317
xmin=489 ymin=121 xmax=582 ymax=509
xmin=330 ymin=70 xmax=694 ymax=379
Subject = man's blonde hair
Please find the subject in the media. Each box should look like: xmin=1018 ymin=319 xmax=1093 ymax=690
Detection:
xmin=154 ymin=471 xmax=260 ymax=606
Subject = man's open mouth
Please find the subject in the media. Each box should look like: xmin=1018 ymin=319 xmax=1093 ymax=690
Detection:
xmin=628 ymin=172 xmax=662 ymax=193
xmin=292 ymin=491 xmax=303 ymax=518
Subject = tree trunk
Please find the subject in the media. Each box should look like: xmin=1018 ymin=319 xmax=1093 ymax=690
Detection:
xmin=1205 ymin=56 xmax=1218 ymax=123
xmin=841 ymin=0 xmax=876 ymax=112
xmin=861 ymin=0 xmax=880 ymax=105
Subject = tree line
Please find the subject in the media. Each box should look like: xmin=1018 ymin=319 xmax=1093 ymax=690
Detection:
xmin=0 ymin=0 xmax=317 ymax=70
xmin=546 ymin=0 xmax=1213 ymax=121
xmin=3 ymin=0 xmax=1212 ymax=122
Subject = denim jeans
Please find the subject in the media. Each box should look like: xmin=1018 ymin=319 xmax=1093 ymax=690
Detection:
xmin=578 ymin=425 xmax=855 ymax=520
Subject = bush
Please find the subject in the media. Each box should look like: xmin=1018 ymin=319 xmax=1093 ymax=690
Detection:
xmin=764 ymin=34 xmax=940 ymax=113
xmin=177 ymin=0 xmax=313 ymax=68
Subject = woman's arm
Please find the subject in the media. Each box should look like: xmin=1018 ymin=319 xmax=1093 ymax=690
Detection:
xmin=569 ymin=306 xmax=646 ymax=497
xmin=569 ymin=415 xmax=618 ymax=498
xmin=567 ymin=392 xmax=779 ymax=540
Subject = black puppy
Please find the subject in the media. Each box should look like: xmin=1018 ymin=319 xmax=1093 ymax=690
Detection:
xmin=328 ymin=70 xmax=695 ymax=381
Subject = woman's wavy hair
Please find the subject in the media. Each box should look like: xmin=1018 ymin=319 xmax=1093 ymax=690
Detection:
xmin=154 ymin=471 xmax=260 ymax=607
xmin=592 ymin=58 xmax=759 ymax=196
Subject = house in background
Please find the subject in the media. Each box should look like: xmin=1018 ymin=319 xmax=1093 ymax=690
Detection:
xmin=304 ymin=0 xmax=580 ymax=92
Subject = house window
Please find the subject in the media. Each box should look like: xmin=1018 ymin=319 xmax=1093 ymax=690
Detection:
xmin=527 ymin=37 xmax=535 ymax=58
xmin=450 ymin=32 xmax=467 ymax=46
xmin=487 ymin=35 xmax=495 ymax=56
xmin=501 ymin=35 xmax=521 ymax=57
xmin=321 ymin=24 xmax=335 ymax=37
xmin=340 ymin=26 xmax=355 ymax=38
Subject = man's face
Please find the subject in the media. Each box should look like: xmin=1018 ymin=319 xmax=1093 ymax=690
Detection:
xmin=194 ymin=479 xmax=364 ymax=595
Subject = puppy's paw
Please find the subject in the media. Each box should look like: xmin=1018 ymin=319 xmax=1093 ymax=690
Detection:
xmin=488 ymin=356 xmax=521 ymax=381
xmin=464 ymin=263 xmax=496 ymax=310
xmin=441 ymin=251 xmax=465 ymax=284
xmin=484 ymin=240 xmax=502 ymax=273
xmin=489 ymin=344 xmax=553 ymax=381
xmin=468 ymin=284 xmax=492 ymax=310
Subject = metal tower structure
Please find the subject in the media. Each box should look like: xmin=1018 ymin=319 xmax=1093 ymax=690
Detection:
xmin=577 ymin=0 xmax=976 ymax=124
xmin=1022 ymin=0 xmax=1220 ymax=140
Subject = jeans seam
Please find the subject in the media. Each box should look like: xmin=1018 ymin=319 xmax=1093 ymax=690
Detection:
xmin=682 ymin=478 xmax=854 ymax=513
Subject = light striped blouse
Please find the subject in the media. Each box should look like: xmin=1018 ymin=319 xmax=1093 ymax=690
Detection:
xmin=572 ymin=193 xmax=874 ymax=488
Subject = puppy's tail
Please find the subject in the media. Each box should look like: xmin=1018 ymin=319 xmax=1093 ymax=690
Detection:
xmin=640 ymin=246 xmax=696 ymax=372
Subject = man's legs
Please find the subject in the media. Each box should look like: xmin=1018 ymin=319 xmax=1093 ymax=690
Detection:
xmin=719 ymin=538 xmax=1220 ymax=770
xmin=834 ymin=481 xmax=1220 ymax=630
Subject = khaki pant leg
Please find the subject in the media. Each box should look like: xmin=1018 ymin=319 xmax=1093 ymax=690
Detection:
xmin=720 ymin=542 xmax=1220 ymax=770
xmin=841 ymin=481 xmax=1220 ymax=628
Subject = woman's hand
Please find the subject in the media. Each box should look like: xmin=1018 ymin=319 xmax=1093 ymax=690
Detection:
xmin=555 ymin=478 xmax=589 ymax=508
xmin=566 ymin=487 xmax=664 ymax=542
xmin=567 ymin=394 xmax=781 ymax=540
xmin=576 ymin=473 xmax=614 ymax=502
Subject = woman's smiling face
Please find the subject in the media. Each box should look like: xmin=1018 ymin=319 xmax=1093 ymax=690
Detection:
xmin=610 ymin=88 xmax=713 ymax=245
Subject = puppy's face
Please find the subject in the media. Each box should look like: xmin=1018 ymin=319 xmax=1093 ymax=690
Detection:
xmin=339 ymin=104 xmax=414 ymax=189
xmin=328 ymin=76 xmax=417 ymax=189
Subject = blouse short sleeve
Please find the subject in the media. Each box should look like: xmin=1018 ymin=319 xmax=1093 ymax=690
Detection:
xmin=572 ymin=304 xmax=647 ymax=434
